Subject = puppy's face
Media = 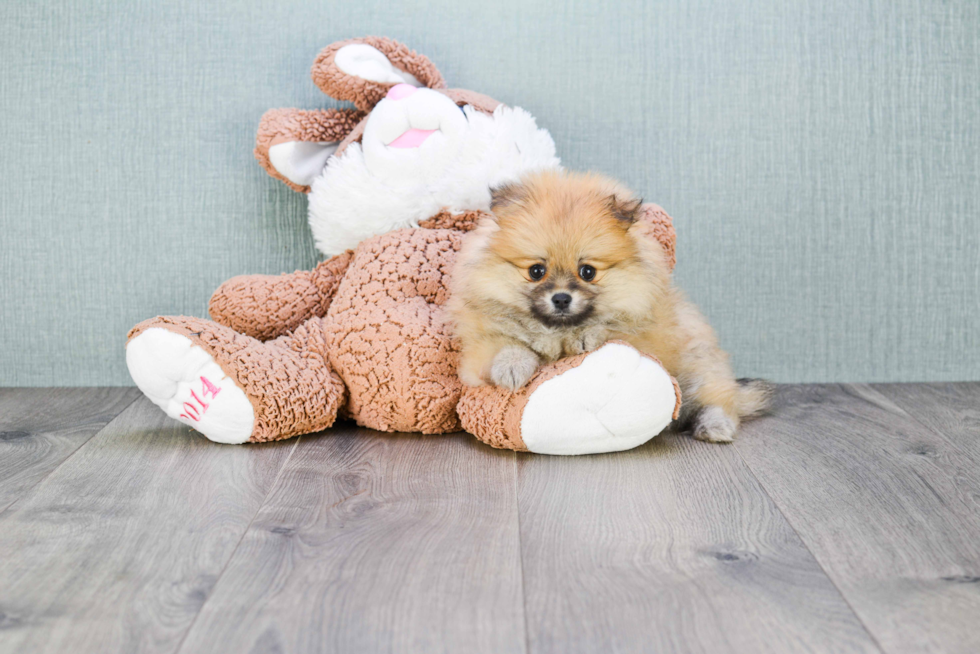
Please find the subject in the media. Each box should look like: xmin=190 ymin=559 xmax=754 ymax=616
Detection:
xmin=472 ymin=170 xmax=659 ymax=329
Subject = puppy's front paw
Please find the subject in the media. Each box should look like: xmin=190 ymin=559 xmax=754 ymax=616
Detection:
xmin=569 ymin=326 xmax=608 ymax=355
xmin=693 ymin=406 xmax=737 ymax=443
xmin=490 ymin=346 xmax=540 ymax=390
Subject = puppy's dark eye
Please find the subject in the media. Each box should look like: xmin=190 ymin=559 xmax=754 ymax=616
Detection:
xmin=578 ymin=264 xmax=597 ymax=282
xmin=528 ymin=264 xmax=547 ymax=281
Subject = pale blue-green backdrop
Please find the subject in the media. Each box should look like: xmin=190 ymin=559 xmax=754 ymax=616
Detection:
xmin=1 ymin=0 xmax=977 ymax=385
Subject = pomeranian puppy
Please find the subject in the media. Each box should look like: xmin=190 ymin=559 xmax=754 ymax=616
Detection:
xmin=449 ymin=169 xmax=771 ymax=442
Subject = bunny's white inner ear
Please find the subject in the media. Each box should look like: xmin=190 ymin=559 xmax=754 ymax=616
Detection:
xmin=268 ymin=141 xmax=339 ymax=187
xmin=334 ymin=43 xmax=422 ymax=86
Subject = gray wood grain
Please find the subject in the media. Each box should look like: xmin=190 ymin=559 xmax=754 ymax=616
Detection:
xmin=176 ymin=429 xmax=525 ymax=654
xmin=5 ymin=385 xmax=979 ymax=654
xmin=516 ymin=432 xmax=880 ymax=654
xmin=0 ymin=387 xmax=140 ymax=511
xmin=874 ymin=382 xmax=980 ymax=458
xmin=0 ymin=397 xmax=294 ymax=654
xmin=735 ymin=384 xmax=980 ymax=654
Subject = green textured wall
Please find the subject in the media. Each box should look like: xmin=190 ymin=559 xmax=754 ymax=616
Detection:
xmin=1 ymin=0 xmax=977 ymax=385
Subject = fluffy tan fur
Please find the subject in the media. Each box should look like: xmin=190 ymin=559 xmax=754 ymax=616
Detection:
xmin=450 ymin=170 xmax=771 ymax=442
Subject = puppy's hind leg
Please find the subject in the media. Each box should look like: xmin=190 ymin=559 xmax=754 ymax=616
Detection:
xmin=690 ymin=378 xmax=774 ymax=443
xmin=692 ymin=405 xmax=738 ymax=443
xmin=676 ymin=345 xmax=743 ymax=442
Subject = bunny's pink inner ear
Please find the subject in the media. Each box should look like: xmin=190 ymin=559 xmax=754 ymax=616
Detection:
xmin=312 ymin=37 xmax=446 ymax=112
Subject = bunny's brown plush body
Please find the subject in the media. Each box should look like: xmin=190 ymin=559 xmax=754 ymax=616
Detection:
xmin=126 ymin=37 xmax=682 ymax=455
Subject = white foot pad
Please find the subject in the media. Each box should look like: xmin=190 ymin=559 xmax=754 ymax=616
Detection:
xmin=126 ymin=328 xmax=254 ymax=444
xmin=520 ymin=343 xmax=677 ymax=455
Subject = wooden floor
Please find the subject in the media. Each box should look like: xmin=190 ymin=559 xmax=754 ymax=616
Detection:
xmin=1 ymin=384 xmax=978 ymax=654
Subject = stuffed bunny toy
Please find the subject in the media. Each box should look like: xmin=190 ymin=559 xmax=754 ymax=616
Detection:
xmin=126 ymin=37 xmax=682 ymax=455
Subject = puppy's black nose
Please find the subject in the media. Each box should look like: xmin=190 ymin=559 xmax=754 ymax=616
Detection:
xmin=551 ymin=293 xmax=572 ymax=311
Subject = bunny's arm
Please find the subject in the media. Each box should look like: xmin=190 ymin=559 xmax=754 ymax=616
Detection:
xmin=636 ymin=203 xmax=677 ymax=271
xmin=208 ymin=251 xmax=353 ymax=341
xmin=418 ymin=208 xmax=493 ymax=232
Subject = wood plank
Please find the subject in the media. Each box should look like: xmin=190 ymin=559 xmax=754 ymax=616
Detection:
xmin=734 ymin=384 xmax=980 ymax=654
xmin=874 ymin=382 xmax=980 ymax=458
xmin=517 ymin=431 xmax=879 ymax=654
xmin=0 ymin=397 xmax=294 ymax=654
xmin=176 ymin=430 xmax=525 ymax=654
xmin=0 ymin=387 xmax=140 ymax=511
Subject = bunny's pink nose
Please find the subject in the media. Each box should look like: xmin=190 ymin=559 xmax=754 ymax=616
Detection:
xmin=386 ymin=83 xmax=417 ymax=101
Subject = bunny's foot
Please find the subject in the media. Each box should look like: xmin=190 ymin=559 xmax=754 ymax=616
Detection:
xmin=458 ymin=341 xmax=680 ymax=455
xmin=127 ymin=316 xmax=345 ymax=443
xmin=127 ymin=326 xmax=255 ymax=443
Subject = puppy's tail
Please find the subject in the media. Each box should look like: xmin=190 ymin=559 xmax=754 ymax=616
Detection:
xmin=734 ymin=378 xmax=775 ymax=420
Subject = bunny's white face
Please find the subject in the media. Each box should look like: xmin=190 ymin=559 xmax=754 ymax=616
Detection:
xmin=306 ymin=100 xmax=560 ymax=256
xmin=360 ymin=85 xmax=469 ymax=184
xmin=268 ymin=42 xmax=561 ymax=257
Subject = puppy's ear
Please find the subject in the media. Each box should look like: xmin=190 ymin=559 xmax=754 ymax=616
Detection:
xmin=490 ymin=182 xmax=528 ymax=213
xmin=608 ymin=195 xmax=643 ymax=223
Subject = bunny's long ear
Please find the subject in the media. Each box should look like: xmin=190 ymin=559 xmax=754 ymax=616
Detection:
xmin=255 ymin=108 xmax=365 ymax=193
xmin=311 ymin=37 xmax=447 ymax=112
